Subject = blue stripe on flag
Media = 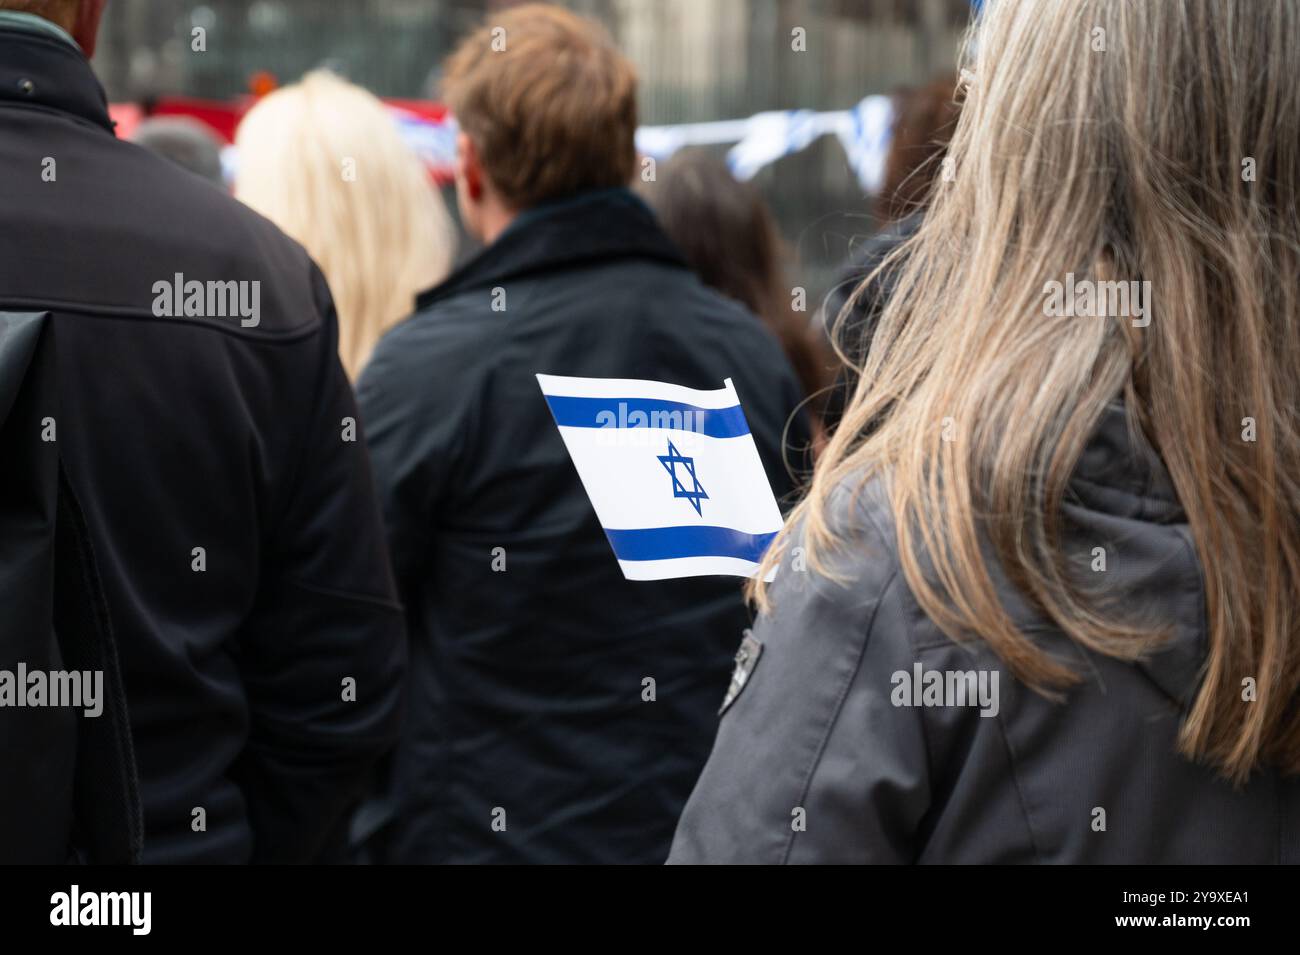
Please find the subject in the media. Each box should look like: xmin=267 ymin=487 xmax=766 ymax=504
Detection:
xmin=543 ymin=395 xmax=750 ymax=438
xmin=604 ymin=526 xmax=777 ymax=563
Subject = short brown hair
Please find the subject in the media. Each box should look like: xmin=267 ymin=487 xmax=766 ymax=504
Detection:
xmin=442 ymin=3 xmax=638 ymax=209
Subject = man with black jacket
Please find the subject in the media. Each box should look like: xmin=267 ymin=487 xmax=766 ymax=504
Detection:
xmin=357 ymin=3 xmax=810 ymax=863
xmin=0 ymin=0 xmax=405 ymax=863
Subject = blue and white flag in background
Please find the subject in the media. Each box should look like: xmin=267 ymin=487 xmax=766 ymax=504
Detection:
xmin=537 ymin=374 xmax=785 ymax=581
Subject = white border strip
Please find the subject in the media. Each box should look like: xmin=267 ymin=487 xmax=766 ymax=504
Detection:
xmin=617 ymin=555 xmax=777 ymax=582
xmin=537 ymin=373 xmax=739 ymax=409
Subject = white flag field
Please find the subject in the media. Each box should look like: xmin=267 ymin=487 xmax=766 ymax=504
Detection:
xmin=536 ymin=373 xmax=785 ymax=581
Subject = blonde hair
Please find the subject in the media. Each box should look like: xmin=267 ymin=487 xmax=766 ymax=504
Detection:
xmin=235 ymin=71 xmax=454 ymax=378
xmin=758 ymin=0 xmax=1300 ymax=783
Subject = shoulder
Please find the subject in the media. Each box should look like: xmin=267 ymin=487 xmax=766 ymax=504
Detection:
xmin=141 ymin=154 xmax=325 ymax=337
xmin=364 ymin=294 xmax=496 ymax=381
xmin=734 ymin=474 xmax=909 ymax=711
xmin=668 ymin=471 xmax=928 ymax=864
xmin=770 ymin=473 xmax=904 ymax=622
xmin=356 ymin=297 xmax=500 ymax=437
xmin=632 ymin=266 xmax=802 ymax=392
xmin=29 ymin=129 xmax=326 ymax=339
xmin=753 ymin=473 xmax=924 ymax=692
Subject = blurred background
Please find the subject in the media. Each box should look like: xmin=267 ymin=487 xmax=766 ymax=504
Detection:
xmin=93 ymin=0 xmax=973 ymax=305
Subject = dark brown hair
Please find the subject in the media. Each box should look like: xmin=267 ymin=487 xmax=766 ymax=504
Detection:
xmin=639 ymin=148 xmax=827 ymax=406
xmin=878 ymin=73 xmax=961 ymax=222
xmin=442 ymin=3 xmax=638 ymax=209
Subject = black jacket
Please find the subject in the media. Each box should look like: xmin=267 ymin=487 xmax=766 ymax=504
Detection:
xmin=669 ymin=403 xmax=1300 ymax=863
xmin=0 ymin=27 xmax=406 ymax=863
xmin=357 ymin=188 xmax=810 ymax=863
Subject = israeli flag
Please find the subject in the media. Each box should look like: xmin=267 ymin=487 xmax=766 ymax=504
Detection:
xmin=537 ymin=374 xmax=785 ymax=581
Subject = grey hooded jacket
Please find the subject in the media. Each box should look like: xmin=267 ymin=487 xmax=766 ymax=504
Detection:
xmin=668 ymin=404 xmax=1300 ymax=863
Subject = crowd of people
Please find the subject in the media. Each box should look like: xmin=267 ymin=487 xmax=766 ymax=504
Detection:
xmin=2 ymin=0 xmax=1298 ymax=866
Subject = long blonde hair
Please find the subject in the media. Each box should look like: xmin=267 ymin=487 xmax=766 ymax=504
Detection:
xmin=759 ymin=0 xmax=1300 ymax=783
xmin=235 ymin=71 xmax=454 ymax=378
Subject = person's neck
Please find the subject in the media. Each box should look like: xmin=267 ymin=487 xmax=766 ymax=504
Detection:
xmin=479 ymin=207 xmax=518 ymax=247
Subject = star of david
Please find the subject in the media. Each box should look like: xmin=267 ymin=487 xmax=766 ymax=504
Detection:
xmin=657 ymin=438 xmax=708 ymax=517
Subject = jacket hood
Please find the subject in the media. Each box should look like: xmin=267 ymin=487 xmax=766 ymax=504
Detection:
xmin=1065 ymin=403 xmax=1206 ymax=709
xmin=838 ymin=400 xmax=1208 ymax=710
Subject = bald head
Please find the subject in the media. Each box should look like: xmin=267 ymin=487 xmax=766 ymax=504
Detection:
xmin=0 ymin=0 xmax=107 ymax=56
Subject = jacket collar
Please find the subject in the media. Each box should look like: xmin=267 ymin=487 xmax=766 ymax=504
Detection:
xmin=0 ymin=11 xmax=80 ymax=50
xmin=416 ymin=187 xmax=685 ymax=309
xmin=0 ymin=25 xmax=114 ymax=135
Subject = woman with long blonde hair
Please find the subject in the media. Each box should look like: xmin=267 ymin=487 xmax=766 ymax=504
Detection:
xmin=236 ymin=70 xmax=454 ymax=379
xmin=669 ymin=0 xmax=1300 ymax=864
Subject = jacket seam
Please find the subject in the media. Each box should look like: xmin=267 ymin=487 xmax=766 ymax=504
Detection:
xmin=909 ymin=646 xmax=937 ymax=862
xmin=989 ymin=697 xmax=1045 ymax=862
xmin=0 ymin=298 xmax=320 ymax=341
xmin=780 ymin=566 xmax=901 ymax=864
xmin=265 ymin=264 xmax=340 ymax=552
xmin=282 ymin=576 xmax=404 ymax=614
xmin=0 ymin=99 xmax=115 ymax=135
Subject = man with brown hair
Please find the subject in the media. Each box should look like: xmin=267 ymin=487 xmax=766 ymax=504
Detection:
xmin=440 ymin=2 xmax=638 ymax=237
xmin=357 ymin=3 xmax=810 ymax=863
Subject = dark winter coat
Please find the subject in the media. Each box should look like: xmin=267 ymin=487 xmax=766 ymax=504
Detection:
xmin=357 ymin=187 xmax=810 ymax=863
xmin=0 ymin=26 xmax=405 ymax=864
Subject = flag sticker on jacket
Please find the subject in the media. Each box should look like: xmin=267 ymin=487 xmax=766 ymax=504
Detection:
xmin=536 ymin=373 xmax=784 ymax=581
